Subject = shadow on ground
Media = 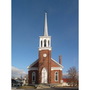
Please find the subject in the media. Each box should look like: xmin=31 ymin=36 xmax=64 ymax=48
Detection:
xmin=12 ymin=87 xmax=78 ymax=90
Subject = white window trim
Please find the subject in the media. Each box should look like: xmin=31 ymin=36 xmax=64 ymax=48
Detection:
xmin=32 ymin=72 xmax=36 ymax=82
xmin=54 ymin=71 xmax=59 ymax=82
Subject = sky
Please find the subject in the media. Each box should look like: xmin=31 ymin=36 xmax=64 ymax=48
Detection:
xmin=12 ymin=0 xmax=78 ymax=75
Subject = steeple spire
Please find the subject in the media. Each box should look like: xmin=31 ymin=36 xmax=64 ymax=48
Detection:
xmin=39 ymin=13 xmax=51 ymax=51
xmin=44 ymin=13 xmax=48 ymax=36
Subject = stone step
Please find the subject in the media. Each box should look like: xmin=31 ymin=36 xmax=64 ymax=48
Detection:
xmin=36 ymin=84 xmax=50 ymax=89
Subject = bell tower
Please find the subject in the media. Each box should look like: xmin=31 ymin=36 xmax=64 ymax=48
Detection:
xmin=39 ymin=13 xmax=51 ymax=51
xmin=38 ymin=13 xmax=52 ymax=84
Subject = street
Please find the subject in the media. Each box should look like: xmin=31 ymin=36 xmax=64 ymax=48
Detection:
xmin=12 ymin=87 xmax=78 ymax=90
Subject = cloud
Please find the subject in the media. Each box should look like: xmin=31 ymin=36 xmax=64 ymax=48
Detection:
xmin=12 ymin=66 xmax=27 ymax=78
xmin=62 ymin=73 xmax=69 ymax=78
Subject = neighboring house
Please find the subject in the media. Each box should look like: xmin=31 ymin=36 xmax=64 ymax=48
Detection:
xmin=12 ymin=79 xmax=22 ymax=87
xmin=22 ymin=78 xmax=28 ymax=86
xmin=27 ymin=13 xmax=63 ymax=84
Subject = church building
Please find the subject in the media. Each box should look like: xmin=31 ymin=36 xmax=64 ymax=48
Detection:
xmin=27 ymin=13 xmax=63 ymax=84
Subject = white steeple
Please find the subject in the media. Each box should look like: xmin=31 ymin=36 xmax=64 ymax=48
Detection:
xmin=39 ymin=13 xmax=51 ymax=51
xmin=44 ymin=13 xmax=48 ymax=36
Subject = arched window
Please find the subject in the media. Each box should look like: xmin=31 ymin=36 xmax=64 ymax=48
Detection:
xmin=48 ymin=40 xmax=49 ymax=47
xmin=55 ymin=72 xmax=58 ymax=81
xmin=32 ymin=72 xmax=36 ymax=82
xmin=44 ymin=39 xmax=46 ymax=47
xmin=41 ymin=40 xmax=42 ymax=47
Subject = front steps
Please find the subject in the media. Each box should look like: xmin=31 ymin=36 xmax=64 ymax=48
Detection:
xmin=34 ymin=83 xmax=63 ymax=89
xmin=35 ymin=84 xmax=50 ymax=89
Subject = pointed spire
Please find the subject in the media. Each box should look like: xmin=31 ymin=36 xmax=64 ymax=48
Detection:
xmin=44 ymin=12 xmax=48 ymax=36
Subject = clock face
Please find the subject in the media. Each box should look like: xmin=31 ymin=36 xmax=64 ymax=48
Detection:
xmin=43 ymin=53 xmax=47 ymax=57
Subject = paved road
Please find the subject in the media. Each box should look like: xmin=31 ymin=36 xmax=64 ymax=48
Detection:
xmin=12 ymin=87 xmax=78 ymax=90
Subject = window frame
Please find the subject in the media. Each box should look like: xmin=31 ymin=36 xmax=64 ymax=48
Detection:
xmin=54 ymin=71 xmax=59 ymax=81
xmin=32 ymin=72 xmax=36 ymax=82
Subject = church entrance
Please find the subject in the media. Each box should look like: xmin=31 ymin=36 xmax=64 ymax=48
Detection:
xmin=41 ymin=68 xmax=47 ymax=83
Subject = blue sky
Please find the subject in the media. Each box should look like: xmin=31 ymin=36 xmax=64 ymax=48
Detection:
xmin=12 ymin=0 xmax=78 ymax=74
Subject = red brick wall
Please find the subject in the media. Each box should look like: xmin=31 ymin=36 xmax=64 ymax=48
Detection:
xmin=28 ymin=50 xmax=62 ymax=84
xmin=59 ymin=70 xmax=62 ymax=83
xmin=28 ymin=70 xmax=38 ymax=84
xmin=28 ymin=69 xmax=62 ymax=84
xmin=38 ymin=50 xmax=51 ymax=84
xmin=51 ymin=59 xmax=60 ymax=67
xmin=51 ymin=70 xmax=62 ymax=84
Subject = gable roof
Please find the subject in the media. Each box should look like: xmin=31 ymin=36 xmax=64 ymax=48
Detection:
xmin=51 ymin=58 xmax=64 ymax=68
xmin=27 ymin=58 xmax=64 ymax=69
xmin=27 ymin=59 xmax=38 ymax=69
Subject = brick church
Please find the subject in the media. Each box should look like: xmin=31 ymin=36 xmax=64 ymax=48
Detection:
xmin=27 ymin=13 xmax=63 ymax=84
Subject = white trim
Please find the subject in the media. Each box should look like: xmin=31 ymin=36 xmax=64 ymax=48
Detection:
xmin=39 ymin=35 xmax=51 ymax=50
xmin=28 ymin=67 xmax=38 ymax=71
xmin=51 ymin=67 xmax=62 ymax=70
xmin=39 ymin=47 xmax=52 ymax=50
xmin=39 ymin=36 xmax=51 ymax=38
xmin=51 ymin=58 xmax=64 ymax=68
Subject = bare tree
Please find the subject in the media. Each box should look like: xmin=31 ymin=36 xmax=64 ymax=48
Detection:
xmin=67 ymin=66 xmax=78 ymax=87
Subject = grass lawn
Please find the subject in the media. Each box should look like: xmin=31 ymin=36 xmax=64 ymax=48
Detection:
xmin=17 ymin=86 xmax=35 ymax=89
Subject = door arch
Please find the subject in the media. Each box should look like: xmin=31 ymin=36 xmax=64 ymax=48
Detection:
xmin=41 ymin=68 xmax=47 ymax=83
